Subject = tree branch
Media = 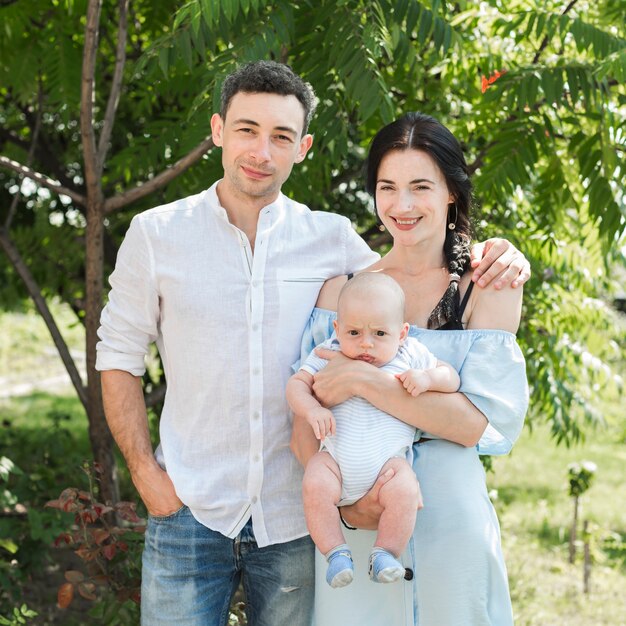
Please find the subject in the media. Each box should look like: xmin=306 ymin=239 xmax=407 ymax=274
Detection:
xmin=81 ymin=0 xmax=103 ymax=201
xmin=532 ymin=0 xmax=580 ymax=65
xmin=0 ymin=228 xmax=88 ymax=409
xmin=0 ymin=128 xmax=30 ymax=152
xmin=5 ymin=87 xmax=43 ymax=230
xmin=4 ymin=102 xmax=78 ymax=190
xmin=104 ymin=136 xmax=215 ymax=213
xmin=0 ymin=156 xmax=86 ymax=206
xmin=97 ymin=0 xmax=129 ymax=175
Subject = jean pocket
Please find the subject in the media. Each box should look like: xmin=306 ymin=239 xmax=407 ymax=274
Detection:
xmin=149 ymin=504 xmax=187 ymax=521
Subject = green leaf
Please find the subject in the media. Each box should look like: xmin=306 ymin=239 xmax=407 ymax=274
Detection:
xmin=417 ymin=9 xmax=433 ymax=45
xmin=535 ymin=12 xmax=546 ymax=40
xmin=158 ymin=45 xmax=169 ymax=77
xmin=541 ymin=69 xmax=556 ymax=104
xmin=173 ymin=3 xmax=192 ymax=29
xmin=0 ymin=538 xmax=19 ymax=554
xmin=406 ymin=1 xmax=420 ymax=34
xmin=179 ymin=29 xmax=193 ymax=69
xmin=200 ymin=0 xmax=213 ymax=28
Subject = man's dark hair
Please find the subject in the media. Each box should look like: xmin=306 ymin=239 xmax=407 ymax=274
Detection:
xmin=220 ymin=60 xmax=317 ymax=134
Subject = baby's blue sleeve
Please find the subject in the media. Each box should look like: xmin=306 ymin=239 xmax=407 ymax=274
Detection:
xmin=292 ymin=308 xmax=338 ymax=373
xmin=458 ymin=332 xmax=529 ymax=455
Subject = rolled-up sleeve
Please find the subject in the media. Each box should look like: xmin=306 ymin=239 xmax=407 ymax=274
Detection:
xmin=96 ymin=216 xmax=159 ymax=376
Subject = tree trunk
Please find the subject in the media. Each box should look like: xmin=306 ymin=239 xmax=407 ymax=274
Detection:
xmin=81 ymin=0 xmax=119 ymax=505
xmin=583 ymin=519 xmax=591 ymax=594
xmin=85 ymin=198 xmax=119 ymax=505
xmin=569 ymin=494 xmax=579 ymax=564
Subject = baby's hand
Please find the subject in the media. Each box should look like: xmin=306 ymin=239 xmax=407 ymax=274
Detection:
xmin=396 ymin=369 xmax=431 ymax=397
xmin=305 ymin=406 xmax=336 ymax=441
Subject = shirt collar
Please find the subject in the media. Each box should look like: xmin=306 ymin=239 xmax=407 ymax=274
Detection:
xmin=207 ymin=180 xmax=286 ymax=223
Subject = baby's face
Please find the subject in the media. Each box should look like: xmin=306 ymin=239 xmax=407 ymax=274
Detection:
xmin=334 ymin=296 xmax=408 ymax=367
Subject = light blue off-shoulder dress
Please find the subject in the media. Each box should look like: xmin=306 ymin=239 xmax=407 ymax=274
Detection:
xmin=297 ymin=308 xmax=529 ymax=626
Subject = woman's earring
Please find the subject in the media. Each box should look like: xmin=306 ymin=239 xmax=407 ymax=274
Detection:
xmin=448 ymin=203 xmax=457 ymax=230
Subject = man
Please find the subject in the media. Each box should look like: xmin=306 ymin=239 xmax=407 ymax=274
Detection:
xmin=96 ymin=61 xmax=529 ymax=626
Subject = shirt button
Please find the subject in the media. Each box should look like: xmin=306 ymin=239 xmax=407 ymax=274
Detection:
xmin=253 ymin=411 xmax=260 ymax=420
xmin=254 ymin=454 xmax=261 ymax=463
xmin=252 ymin=324 xmax=259 ymax=332
xmin=252 ymin=367 xmax=260 ymax=376
xmin=251 ymin=496 xmax=258 ymax=504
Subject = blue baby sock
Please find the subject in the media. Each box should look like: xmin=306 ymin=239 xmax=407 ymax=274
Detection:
xmin=368 ymin=547 xmax=405 ymax=583
xmin=325 ymin=544 xmax=354 ymax=588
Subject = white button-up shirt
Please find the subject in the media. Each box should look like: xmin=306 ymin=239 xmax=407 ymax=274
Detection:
xmin=96 ymin=182 xmax=377 ymax=546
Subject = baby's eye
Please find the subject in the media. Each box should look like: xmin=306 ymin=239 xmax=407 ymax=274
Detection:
xmin=375 ymin=331 xmax=386 ymax=337
xmin=348 ymin=330 xmax=359 ymax=336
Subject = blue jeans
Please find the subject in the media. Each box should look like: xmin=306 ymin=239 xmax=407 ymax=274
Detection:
xmin=141 ymin=506 xmax=315 ymax=626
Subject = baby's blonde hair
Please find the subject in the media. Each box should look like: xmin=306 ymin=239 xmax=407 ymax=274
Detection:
xmin=337 ymin=273 xmax=406 ymax=325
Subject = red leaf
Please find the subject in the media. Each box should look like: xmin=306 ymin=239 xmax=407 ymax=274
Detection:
xmin=57 ymin=583 xmax=74 ymax=609
xmin=116 ymin=541 xmax=128 ymax=552
xmin=94 ymin=504 xmax=114 ymax=517
xmin=56 ymin=488 xmax=80 ymax=512
xmin=131 ymin=589 xmax=141 ymax=605
xmin=102 ymin=543 xmax=117 ymax=560
xmin=75 ymin=546 xmax=98 ymax=562
xmin=64 ymin=570 xmax=85 ymax=584
xmin=78 ymin=490 xmax=91 ymax=501
xmin=54 ymin=533 xmax=72 ymax=547
xmin=115 ymin=501 xmax=142 ymax=523
xmin=78 ymin=581 xmax=97 ymax=601
xmin=92 ymin=574 xmax=110 ymax=586
xmin=92 ymin=528 xmax=110 ymax=545
xmin=482 ymin=69 xmax=507 ymax=93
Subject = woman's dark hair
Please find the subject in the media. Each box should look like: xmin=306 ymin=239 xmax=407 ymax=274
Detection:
xmin=365 ymin=112 xmax=473 ymax=329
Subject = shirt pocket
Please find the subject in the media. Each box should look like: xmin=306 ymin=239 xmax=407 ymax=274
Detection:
xmin=274 ymin=269 xmax=326 ymax=363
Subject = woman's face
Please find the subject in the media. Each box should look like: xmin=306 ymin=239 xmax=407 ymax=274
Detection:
xmin=375 ymin=149 xmax=454 ymax=247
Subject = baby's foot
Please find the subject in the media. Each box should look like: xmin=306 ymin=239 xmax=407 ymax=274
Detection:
xmin=325 ymin=544 xmax=354 ymax=588
xmin=368 ymin=547 xmax=405 ymax=583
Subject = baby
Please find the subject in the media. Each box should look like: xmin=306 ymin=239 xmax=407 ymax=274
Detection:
xmin=287 ymin=272 xmax=460 ymax=588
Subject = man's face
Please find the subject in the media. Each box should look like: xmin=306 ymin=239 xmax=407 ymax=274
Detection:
xmin=211 ymin=92 xmax=313 ymax=206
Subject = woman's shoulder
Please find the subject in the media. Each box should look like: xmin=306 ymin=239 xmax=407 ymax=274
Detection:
xmin=315 ymin=274 xmax=349 ymax=310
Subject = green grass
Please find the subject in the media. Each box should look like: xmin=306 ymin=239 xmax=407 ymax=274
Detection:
xmin=0 ymin=301 xmax=84 ymax=377
xmin=490 ymin=423 xmax=626 ymax=626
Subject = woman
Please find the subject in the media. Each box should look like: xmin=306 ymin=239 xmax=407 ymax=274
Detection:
xmin=291 ymin=112 xmax=528 ymax=625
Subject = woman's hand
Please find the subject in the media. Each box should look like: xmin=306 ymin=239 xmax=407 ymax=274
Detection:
xmin=340 ymin=467 xmax=424 ymax=530
xmin=470 ymin=238 xmax=530 ymax=289
xmin=311 ymin=349 xmax=373 ymax=407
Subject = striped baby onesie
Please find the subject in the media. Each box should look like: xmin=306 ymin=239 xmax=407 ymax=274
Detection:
xmin=300 ymin=337 xmax=438 ymax=504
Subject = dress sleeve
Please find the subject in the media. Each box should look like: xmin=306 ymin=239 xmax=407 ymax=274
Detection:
xmin=292 ymin=308 xmax=337 ymax=373
xmin=299 ymin=339 xmax=333 ymax=376
xmin=458 ymin=332 xmax=529 ymax=455
xmin=96 ymin=216 xmax=159 ymax=376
